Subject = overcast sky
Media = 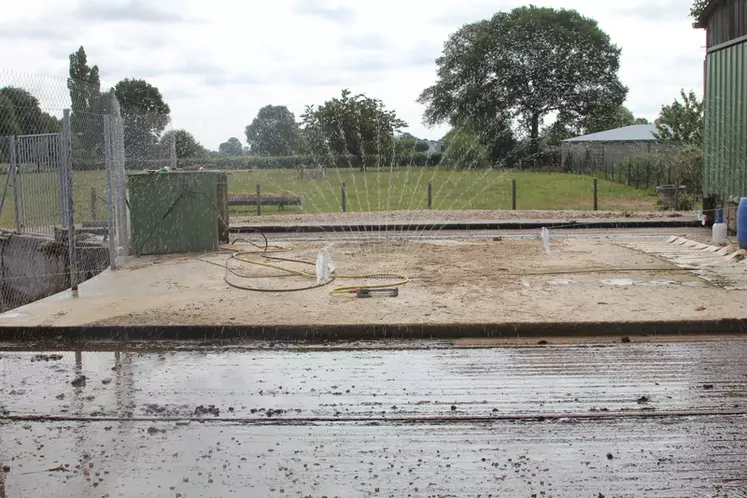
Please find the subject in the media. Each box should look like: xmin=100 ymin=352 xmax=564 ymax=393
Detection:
xmin=0 ymin=0 xmax=706 ymax=150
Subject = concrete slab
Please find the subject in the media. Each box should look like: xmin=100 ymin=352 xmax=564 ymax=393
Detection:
xmin=1 ymin=340 xmax=746 ymax=497
xmin=0 ymin=236 xmax=745 ymax=332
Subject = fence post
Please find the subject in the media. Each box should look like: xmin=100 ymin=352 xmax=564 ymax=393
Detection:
xmin=103 ymin=115 xmax=118 ymax=270
xmin=170 ymin=133 xmax=177 ymax=170
xmin=90 ymin=187 xmax=97 ymax=220
xmin=627 ymin=162 xmax=631 ymax=186
xmin=256 ymin=183 xmax=261 ymax=216
xmin=511 ymin=179 xmax=517 ymax=210
xmin=9 ymin=136 xmax=20 ymax=233
xmin=427 ymin=180 xmax=432 ymax=210
xmin=341 ymin=182 xmax=347 ymax=212
xmin=593 ymin=177 xmax=598 ymax=211
xmin=61 ymin=109 xmax=78 ymax=291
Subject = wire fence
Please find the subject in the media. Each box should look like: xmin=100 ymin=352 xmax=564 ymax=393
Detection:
xmin=0 ymin=69 xmax=174 ymax=311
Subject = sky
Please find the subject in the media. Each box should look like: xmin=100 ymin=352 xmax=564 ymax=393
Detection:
xmin=0 ymin=0 xmax=706 ymax=150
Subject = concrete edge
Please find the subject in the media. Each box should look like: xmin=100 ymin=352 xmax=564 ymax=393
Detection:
xmin=230 ymin=219 xmax=702 ymax=234
xmin=1 ymin=318 xmax=745 ymax=342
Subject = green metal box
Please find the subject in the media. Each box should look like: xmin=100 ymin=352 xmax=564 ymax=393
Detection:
xmin=128 ymin=171 xmax=226 ymax=256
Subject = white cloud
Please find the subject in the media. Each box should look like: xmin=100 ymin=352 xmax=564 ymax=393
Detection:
xmin=0 ymin=0 xmax=706 ymax=149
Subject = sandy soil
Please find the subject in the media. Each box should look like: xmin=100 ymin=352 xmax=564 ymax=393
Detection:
xmin=231 ymin=209 xmax=698 ymax=226
xmin=8 ymin=235 xmax=742 ymax=328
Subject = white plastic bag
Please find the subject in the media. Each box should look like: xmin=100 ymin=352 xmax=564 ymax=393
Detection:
xmin=540 ymin=227 xmax=550 ymax=253
xmin=315 ymin=248 xmax=335 ymax=283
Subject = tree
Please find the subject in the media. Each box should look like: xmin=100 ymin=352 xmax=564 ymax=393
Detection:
xmin=418 ymin=6 xmax=627 ymax=158
xmin=0 ymin=87 xmax=60 ymax=136
xmin=442 ymin=129 xmax=491 ymax=169
xmin=653 ymin=90 xmax=703 ymax=146
xmin=245 ymin=105 xmax=299 ymax=156
xmin=114 ymin=79 xmax=171 ymax=158
xmin=219 ymin=137 xmax=244 ymax=156
xmin=160 ymin=129 xmax=204 ymax=159
xmin=580 ymin=106 xmax=648 ymax=134
xmin=302 ymin=89 xmax=407 ymax=171
xmin=68 ymin=46 xmax=106 ymax=159
xmin=690 ymin=0 xmax=709 ymax=18
xmin=68 ymin=47 xmax=101 ymax=110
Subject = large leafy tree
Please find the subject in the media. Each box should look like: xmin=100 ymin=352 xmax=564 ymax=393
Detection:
xmin=114 ymin=79 xmax=171 ymax=158
xmin=160 ymin=129 xmax=204 ymax=159
xmin=0 ymin=87 xmax=60 ymax=136
xmin=245 ymin=105 xmax=299 ymax=156
xmin=219 ymin=137 xmax=244 ymax=156
xmin=68 ymin=46 xmax=107 ymax=159
xmin=68 ymin=47 xmax=101 ymax=114
xmin=302 ymin=89 xmax=407 ymax=171
xmin=654 ymin=90 xmax=703 ymax=146
xmin=418 ymin=6 xmax=627 ymax=157
xmin=580 ymin=106 xmax=648 ymax=135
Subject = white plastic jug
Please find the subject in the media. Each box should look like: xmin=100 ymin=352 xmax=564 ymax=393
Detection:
xmin=712 ymin=222 xmax=728 ymax=245
xmin=712 ymin=205 xmax=728 ymax=245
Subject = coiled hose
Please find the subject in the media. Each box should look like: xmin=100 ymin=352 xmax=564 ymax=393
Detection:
xmin=198 ymin=231 xmax=409 ymax=294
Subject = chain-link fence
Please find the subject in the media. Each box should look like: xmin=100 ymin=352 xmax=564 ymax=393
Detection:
xmin=0 ymin=69 xmax=174 ymax=311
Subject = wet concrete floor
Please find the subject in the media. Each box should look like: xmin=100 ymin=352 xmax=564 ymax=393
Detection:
xmin=1 ymin=338 xmax=747 ymax=497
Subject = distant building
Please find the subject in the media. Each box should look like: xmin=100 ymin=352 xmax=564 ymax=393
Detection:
xmin=560 ymin=124 xmax=677 ymax=175
xmin=426 ymin=140 xmax=443 ymax=154
xmin=695 ymin=0 xmax=747 ymax=228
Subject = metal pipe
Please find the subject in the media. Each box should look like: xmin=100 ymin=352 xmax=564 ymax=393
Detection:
xmin=62 ymin=110 xmax=78 ymax=291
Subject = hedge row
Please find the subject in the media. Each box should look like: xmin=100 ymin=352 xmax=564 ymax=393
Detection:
xmin=177 ymin=153 xmax=444 ymax=170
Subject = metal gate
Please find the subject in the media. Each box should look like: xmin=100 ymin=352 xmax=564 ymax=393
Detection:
xmin=7 ymin=132 xmax=66 ymax=234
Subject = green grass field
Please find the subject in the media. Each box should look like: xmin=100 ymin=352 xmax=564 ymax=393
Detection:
xmin=0 ymin=167 xmax=658 ymax=229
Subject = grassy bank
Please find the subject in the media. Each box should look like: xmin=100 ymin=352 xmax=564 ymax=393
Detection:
xmin=0 ymin=167 xmax=657 ymax=229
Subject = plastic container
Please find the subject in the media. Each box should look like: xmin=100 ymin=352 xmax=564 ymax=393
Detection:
xmin=713 ymin=205 xmax=728 ymax=244
xmin=738 ymin=197 xmax=747 ymax=249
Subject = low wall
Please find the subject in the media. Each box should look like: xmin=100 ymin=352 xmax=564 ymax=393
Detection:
xmin=0 ymin=232 xmax=109 ymax=311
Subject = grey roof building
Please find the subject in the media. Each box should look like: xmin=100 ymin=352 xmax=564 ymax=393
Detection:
xmin=563 ymin=124 xmax=658 ymax=143
xmin=561 ymin=124 xmax=678 ymax=177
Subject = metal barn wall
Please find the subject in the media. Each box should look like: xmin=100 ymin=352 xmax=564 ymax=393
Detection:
xmin=705 ymin=0 xmax=747 ymax=48
xmin=703 ymin=41 xmax=747 ymax=203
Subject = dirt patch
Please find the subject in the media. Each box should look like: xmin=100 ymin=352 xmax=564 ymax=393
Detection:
xmin=64 ymin=236 xmax=744 ymax=328
xmin=231 ymin=209 xmax=697 ymax=226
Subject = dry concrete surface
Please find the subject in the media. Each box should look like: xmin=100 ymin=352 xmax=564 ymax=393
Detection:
xmin=0 ymin=233 xmax=744 ymax=328
xmin=1 ymin=339 xmax=746 ymax=497
xmin=231 ymin=209 xmax=697 ymax=226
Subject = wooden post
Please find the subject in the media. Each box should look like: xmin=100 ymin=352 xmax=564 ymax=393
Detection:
xmin=90 ymin=187 xmax=97 ymax=220
xmin=427 ymin=180 xmax=432 ymax=210
xmin=256 ymin=183 xmax=261 ymax=216
xmin=593 ymin=177 xmax=598 ymax=211
xmin=511 ymin=179 xmax=517 ymax=210
xmin=341 ymin=182 xmax=347 ymax=212
xmin=673 ymin=177 xmax=680 ymax=211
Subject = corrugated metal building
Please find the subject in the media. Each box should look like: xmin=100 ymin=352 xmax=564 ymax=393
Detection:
xmin=560 ymin=124 xmax=678 ymax=175
xmin=696 ymin=0 xmax=747 ymax=227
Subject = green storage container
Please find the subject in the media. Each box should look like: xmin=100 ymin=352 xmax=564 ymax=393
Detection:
xmin=128 ymin=171 xmax=225 ymax=255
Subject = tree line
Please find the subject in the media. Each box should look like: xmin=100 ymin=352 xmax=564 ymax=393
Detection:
xmin=2 ymin=2 xmax=705 ymax=170
xmin=209 ymin=4 xmax=703 ymax=171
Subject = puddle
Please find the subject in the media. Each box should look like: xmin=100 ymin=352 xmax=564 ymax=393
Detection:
xmin=682 ymin=281 xmax=705 ymax=287
xmin=549 ymin=279 xmax=573 ymax=286
xmin=0 ymin=311 xmax=29 ymax=319
xmin=602 ymin=279 xmax=636 ymax=286
xmin=643 ymin=280 xmax=677 ymax=287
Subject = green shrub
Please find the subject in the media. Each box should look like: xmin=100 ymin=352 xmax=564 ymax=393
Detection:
xmin=442 ymin=131 xmax=491 ymax=170
xmin=619 ymin=153 xmax=671 ymax=188
xmin=173 ymin=153 xmax=444 ymax=171
xmin=671 ymin=146 xmax=702 ymax=196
